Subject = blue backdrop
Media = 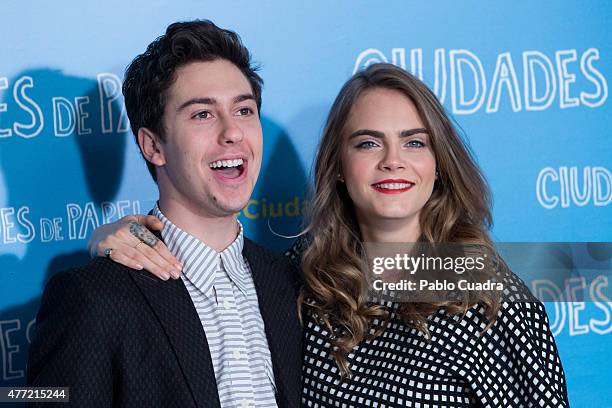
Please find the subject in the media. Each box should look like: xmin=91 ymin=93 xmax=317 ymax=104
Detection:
xmin=1 ymin=1 xmax=610 ymax=406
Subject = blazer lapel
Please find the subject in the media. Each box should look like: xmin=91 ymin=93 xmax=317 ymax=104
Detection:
xmin=243 ymin=239 xmax=302 ymax=408
xmin=129 ymin=262 xmax=221 ymax=408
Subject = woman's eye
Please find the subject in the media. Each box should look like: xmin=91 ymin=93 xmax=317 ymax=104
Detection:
xmin=406 ymin=139 xmax=425 ymax=148
xmin=355 ymin=140 xmax=379 ymax=149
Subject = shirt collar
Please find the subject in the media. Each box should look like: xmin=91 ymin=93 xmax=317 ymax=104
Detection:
xmin=153 ymin=204 xmax=249 ymax=297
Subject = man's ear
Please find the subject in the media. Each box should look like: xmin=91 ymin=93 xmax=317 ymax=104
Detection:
xmin=137 ymin=128 xmax=166 ymax=166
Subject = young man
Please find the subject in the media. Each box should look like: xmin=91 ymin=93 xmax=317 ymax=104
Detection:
xmin=27 ymin=20 xmax=302 ymax=408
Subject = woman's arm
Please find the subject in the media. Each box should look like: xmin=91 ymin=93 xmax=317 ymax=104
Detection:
xmin=88 ymin=215 xmax=182 ymax=280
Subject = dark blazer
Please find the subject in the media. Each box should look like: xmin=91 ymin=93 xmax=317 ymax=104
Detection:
xmin=27 ymin=238 xmax=303 ymax=408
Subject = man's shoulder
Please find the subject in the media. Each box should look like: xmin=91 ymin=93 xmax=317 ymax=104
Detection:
xmin=53 ymin=256 xmax=135 ymax=282
xmin=32 ymin=259 xmax=162 ymax=339
xmin=243 ymin=237 xmax=285 ymax=264
xmin=45 ymin=257 xmax=158 ymax=302
xmin=244 ymin=237 xmax=303 ymax=285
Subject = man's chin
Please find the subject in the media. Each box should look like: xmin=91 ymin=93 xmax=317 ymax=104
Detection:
xmin=207 ymin=185 xmax=254 ymax=216
xmin=215 ymin=199 xmax=251 ymax=217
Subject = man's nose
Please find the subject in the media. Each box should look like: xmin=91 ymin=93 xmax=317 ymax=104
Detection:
xmin=218 ymin=117 xmax=244 ymax=144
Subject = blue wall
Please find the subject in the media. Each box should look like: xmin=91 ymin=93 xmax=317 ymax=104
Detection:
xmin=0 ymin=1 xmax=610 ymax=406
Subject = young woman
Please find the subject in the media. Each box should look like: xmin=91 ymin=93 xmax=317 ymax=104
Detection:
xmin=89 ymin=64 xmax=569 ymax=407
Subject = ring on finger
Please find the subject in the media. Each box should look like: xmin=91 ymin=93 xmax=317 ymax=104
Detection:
xmin=134 ymin=241 xmax=146 ymax=250
xmin=103 ymin=248 xmax=114 ymax=259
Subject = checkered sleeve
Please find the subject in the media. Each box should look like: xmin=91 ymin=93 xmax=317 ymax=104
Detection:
xmin=468 ymin=300 xmax=570 ymax=407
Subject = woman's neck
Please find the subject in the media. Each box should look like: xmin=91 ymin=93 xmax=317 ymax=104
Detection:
xmin=358 ymin=216 xmax=421 ymax=243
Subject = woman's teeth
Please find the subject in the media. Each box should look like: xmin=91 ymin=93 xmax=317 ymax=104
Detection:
xmin=373 ymin=183 xmax=413 ymax=189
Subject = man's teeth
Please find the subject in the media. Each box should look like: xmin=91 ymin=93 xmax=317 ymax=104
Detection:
xmin=209 ymin=158 xmax=244 ymax=169
xmin=373 ymin=183 xmax=413 ymax=190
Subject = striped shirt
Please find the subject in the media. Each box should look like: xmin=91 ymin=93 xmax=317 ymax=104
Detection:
xmin=154 ymin=205 xmax=278 ymax=408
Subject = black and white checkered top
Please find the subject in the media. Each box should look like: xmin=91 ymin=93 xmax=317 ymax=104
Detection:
xmin=291 ymin=248 xmax=569 ymax=407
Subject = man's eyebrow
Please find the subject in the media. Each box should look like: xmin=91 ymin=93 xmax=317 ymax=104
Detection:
xmin=233 ymin=94 xmax=256 ymax=104
xmin=176 ymin=94 xmax=256 ymax=112
xmin=176 ymin=97 xmax=217 ymax=112
xmin=348 ymin=128 xmax=428 ymax=139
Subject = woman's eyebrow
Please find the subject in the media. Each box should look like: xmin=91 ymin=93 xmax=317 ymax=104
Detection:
xmin=348 ymin=128 xmax=428 ymax=140
xmin=400 ymin=128 xmax=428 ymax=137
xmin=348 ymin=129 xmax=385 ymax=140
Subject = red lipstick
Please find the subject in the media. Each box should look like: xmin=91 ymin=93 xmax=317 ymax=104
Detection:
xmin=371 ymin=179 xmax=415 ymax=194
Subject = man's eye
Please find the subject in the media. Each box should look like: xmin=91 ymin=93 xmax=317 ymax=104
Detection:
xmin=194 ymin=111 xmax=212 ymax=119
xmin=237 ymin=107 xmax=254 ymax=116
xmin=355 ymin=141 xmax=379 ymax=149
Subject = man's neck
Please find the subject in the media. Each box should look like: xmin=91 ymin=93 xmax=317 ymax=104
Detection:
xmin=157 ymin=197 xmax=240 ymax=252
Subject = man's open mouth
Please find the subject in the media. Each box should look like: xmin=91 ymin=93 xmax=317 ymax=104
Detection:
xmin=209 ymin=158 xmax=246 ymax=179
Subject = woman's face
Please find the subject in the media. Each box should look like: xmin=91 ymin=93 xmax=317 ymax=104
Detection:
xmin=340 ymin=87 xmax=436 ymax=232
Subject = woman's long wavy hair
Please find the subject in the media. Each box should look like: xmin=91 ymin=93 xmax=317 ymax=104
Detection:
xmin=299 ymin=63 xmax=502 ymax=377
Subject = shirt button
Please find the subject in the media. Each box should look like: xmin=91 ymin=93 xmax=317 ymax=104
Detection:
xmin=223 ymin=299 xmax=232 ymax=309
xmin=233 ymin=349 xmax=242 ymax=360
xmin=240 ymin=400 xmax=250 ymax=408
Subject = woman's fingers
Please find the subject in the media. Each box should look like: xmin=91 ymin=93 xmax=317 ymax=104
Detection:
xmin=94 ymin=216 xmax=182 ymax=279
xmin=150 ymin=239 xmax=183 ymax=276
xmin=141 ymin=215 xmax=164 ymax=232
xmin=100 ymin=234 xmax=178 ymax=280
xmin=126 ymin=219 xmax=182 ymax=277
xmin=109 ymin=246 xmax=172 ymax=281
xmin=91 ymin=216 xmax=141 ymax=256
xmin=127 ymin=220 xmax=160 ymax=247
xmin=136 ymin=241 xmax=181 ymax=279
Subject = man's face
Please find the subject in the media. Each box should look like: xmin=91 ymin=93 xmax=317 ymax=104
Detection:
xmin=156 ymin=59 xmax=263 ymax=217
